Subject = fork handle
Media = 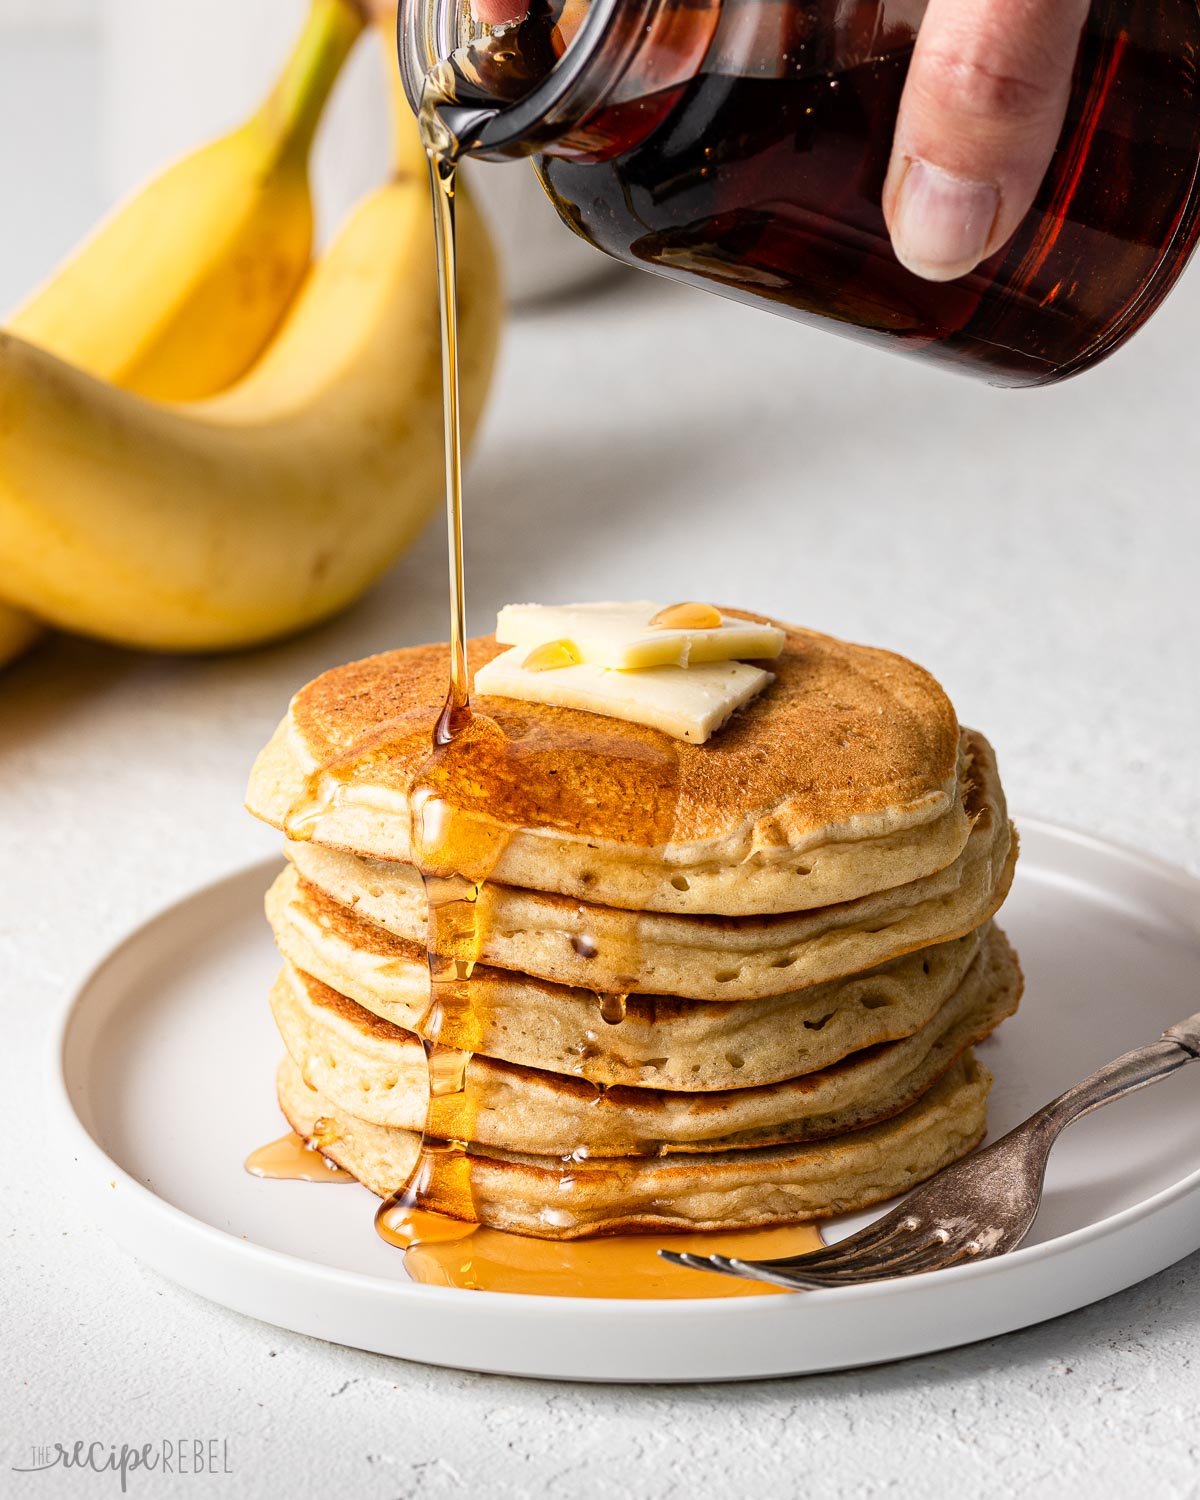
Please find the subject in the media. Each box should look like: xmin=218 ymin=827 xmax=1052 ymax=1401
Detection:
xmin=1038 ymin=1010 xmax=1200 ymax=1134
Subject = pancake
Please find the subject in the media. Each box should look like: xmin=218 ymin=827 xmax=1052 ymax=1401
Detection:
xmin=276 ymin=1051 xmax=992 ymax=1237
xmin=284 ymin=727 xmax=1011 ymax=1001
xmin=269 ymin=862 xmax=999 ymax=1087
xmin=246 ymin=618 xmax=971 ymax=917
xmin=269 ymin=928 xmax=1020 ymax=1155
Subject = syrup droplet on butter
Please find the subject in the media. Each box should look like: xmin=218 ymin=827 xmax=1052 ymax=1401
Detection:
xmin=522 ymin=638 xmax=581 ymax=672
xmin=649 ymin=602 xmax=723 ymax=630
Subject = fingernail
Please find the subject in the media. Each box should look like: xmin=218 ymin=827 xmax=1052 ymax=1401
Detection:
xmin=890 ymin=159 xmax=999 ymax=282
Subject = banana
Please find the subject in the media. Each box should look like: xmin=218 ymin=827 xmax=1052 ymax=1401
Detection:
xmin=0 ymin=0 xmax=364 ymax=666
xmin=0 ymin=603 xmax=41 ymax=669
xmin=8 ymin=0 xmax=363 ymax=403
xmin=0 ymin=85 xmax=502 ymax=651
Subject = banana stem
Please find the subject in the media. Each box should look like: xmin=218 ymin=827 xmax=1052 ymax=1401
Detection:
xmin=254 ymin=0 xmax=366 ymax=164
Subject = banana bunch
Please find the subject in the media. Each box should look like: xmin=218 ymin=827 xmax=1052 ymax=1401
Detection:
xmin=0 ymin=0 xmax=501 ymax=660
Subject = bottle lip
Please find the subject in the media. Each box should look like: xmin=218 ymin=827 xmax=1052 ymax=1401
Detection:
xmin=397 ymin=0 xmax=646 ymax=159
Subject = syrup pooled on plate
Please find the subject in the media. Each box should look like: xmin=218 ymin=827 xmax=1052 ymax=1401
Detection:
xmin=379 ymin=1206 xmax=824 ymax=1299
xmin=244 ymin=1130 xmax=350 ymax=1184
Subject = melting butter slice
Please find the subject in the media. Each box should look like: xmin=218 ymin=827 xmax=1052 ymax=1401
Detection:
xmin=474 ymin=648 xmax=772 ymax=743
xmin=496 ymin=601 xmax=784 ymax=671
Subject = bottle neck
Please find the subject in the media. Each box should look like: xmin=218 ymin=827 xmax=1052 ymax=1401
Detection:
xmin=398 ymin=0 xmax=712 ymax=161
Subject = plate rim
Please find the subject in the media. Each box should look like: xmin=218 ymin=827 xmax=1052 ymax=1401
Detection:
xmin=47 ymin=814 xmax=1200 ymax=1324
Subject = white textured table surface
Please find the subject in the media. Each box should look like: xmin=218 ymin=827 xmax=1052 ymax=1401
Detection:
xmin=4 ymin=26 xmax=1200 ymax=1500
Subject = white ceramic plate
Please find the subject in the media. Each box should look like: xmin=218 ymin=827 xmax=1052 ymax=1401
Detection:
xmin=51 ymin=820 xmax=1200 ymax=1383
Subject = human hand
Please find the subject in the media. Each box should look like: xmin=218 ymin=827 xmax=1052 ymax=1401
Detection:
xmin=464 ymin=0 xmax=1090 ymax=284
xmin=882 ymin=0 xmax=1090 ymax=281
xmin=472 ymin=0 xmax=528 ymax=22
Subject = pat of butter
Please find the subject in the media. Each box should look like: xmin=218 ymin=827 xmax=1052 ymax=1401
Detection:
xmin=495 ymin=601 xmax=784 ymax=671
xmin=474 ymin=647 xmax=772 ymax=743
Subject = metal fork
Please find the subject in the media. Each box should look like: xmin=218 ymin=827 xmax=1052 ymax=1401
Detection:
xmin=660 ymin=1011 xmax=1200 ymax=1290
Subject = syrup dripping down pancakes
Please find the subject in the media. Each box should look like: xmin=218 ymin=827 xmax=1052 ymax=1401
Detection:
xmin=246 ymin=618 xmax=1021 ymax=1277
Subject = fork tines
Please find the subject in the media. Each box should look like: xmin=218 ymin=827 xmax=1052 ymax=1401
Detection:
xmin=659 ymin=1209 xmax=981 ymax=1289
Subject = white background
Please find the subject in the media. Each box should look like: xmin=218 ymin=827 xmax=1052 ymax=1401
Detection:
xmin=2 ymin=5 xmax=1199 ymax=1498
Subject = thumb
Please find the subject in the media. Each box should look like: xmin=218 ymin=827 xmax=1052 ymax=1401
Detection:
xmin=472 ymin=0 xmax=529 ymax=23
xmin=883 ymin=0 xmax=1090 ymax=282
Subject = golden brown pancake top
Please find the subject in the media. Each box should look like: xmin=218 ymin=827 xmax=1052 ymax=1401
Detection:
xmin=286 ymin=616 xmax=960 ymax=848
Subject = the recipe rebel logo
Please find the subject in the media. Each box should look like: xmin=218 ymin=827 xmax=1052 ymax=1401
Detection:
xmin=12 ymin=1439 xmax=232 ymax=1491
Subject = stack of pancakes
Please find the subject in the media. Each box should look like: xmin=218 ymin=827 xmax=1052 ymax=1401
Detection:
xmin=246 ymin=620 xmax=1021 ymax=1239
